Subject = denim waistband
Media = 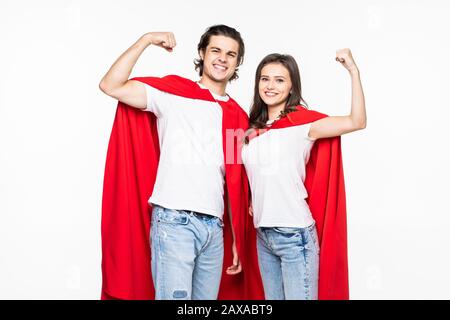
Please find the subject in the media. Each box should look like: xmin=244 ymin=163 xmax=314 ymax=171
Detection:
xmin=183 ymin=210 xmax=218 ymax=221
xmin=152 ymin=204 xmax=219 ymax=221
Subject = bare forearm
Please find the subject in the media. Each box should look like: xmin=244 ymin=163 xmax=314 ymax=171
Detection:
xmin=99 ymin=34 xmax=152 ymax=91
xmin=309 ymin=50 xmax=367 ymax=139
xmin=349 ymin=67 xmax=367 ymax=128
xmin=227 ymin=195 xmax=236 ymax=242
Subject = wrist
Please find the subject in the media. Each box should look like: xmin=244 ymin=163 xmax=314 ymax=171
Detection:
xmin=140 ymin=33 xmax=154 ymax=46
xmin=348 ymin=66 xmax=359 ymax=76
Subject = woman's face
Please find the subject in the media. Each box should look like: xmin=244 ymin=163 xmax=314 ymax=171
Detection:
xmin=258 ymin=63 xmax=292 ymax=108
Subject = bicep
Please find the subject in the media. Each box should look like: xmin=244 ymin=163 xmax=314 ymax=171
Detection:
xmin=308 ymin=116 xmax=357 ymax=140
xmin=105 ymin=80 xmax=147 ymax=110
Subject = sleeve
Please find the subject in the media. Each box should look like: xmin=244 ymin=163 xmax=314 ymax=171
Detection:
xmin=143 ymin=84 xmax=172 ymax=117
xmin=304 ymin=122 xmax=316 ymax=142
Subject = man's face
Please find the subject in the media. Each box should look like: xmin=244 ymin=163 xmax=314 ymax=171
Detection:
xmin=200 ymin=35 xmax=240 ymax=83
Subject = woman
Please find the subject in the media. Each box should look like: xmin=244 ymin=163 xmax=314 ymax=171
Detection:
xmin=241 ymin=50 xmax=366 ymax=300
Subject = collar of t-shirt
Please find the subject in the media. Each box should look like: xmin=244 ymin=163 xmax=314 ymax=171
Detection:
xmin=196 ymin=82 xmax=230 ymax=102
xmin=266 ymin=115 xmax=281 ymax=127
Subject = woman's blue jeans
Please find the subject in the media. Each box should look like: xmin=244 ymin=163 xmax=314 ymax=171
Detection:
xmin=257 ymin=223 xmax=320 ymax=300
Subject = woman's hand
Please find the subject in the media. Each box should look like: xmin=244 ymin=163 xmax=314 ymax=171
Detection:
xmin=249 ymin=205 xmax=253 ymax=217
xmin=335 ymin=48 xmax=358 ymax=73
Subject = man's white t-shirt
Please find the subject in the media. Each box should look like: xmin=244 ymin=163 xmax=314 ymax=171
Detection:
xmin=241 ymin=122 xmax=316 ymax=228
xmin=143 ymin=83 xmax=228 ymax=219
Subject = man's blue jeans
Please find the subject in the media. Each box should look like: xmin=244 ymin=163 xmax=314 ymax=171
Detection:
xmin=150 ymin=205 xmax=224 ymax=300
xmin=257 ymin=223 xmax=320 ymax=300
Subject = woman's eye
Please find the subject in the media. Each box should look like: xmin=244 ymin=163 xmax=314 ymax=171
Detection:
xmin=276 ymin=79 xmax=284 ymax=83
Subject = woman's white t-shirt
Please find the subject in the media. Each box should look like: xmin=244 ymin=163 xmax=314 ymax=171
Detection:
xmin=241 ymin=122 xmax=316 ymax=228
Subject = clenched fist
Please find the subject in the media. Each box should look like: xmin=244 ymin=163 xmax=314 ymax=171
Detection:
xmin=335 ymin=48 xmax=358 ymax=72
xmin=144 ymin=32 xmax=177 ymax=52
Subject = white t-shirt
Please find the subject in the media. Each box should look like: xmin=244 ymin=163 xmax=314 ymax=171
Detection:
xmin=143 ymin=83 xmax=228 ymax=219
xmin=241 ymin=122 xmax=316 ymax=228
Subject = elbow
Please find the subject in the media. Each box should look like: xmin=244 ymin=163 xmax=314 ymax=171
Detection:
xmin=99 ymin=78 xmax=120 ymax=96
xmin=99 ymin=79 xmax=107 ymax=93
xmin=351 ymin=118 xmax=367 ymax=130
xmin=99 ymin=79 xmax=110 ymax=94
xmin=358 ymin=120 xmax=367 ymax=130
xmin=99 ymin=79 xmax=127 ymax=98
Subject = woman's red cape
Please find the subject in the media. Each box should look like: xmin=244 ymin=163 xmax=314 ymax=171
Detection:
xmin=249 ymin=107 xmax=349 ymax=299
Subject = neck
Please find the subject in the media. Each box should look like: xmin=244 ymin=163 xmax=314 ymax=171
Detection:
xmin=267 ymin=104 xmax=286 ymax=121
xmin=198 ymin=76 xmax=227 ymax=97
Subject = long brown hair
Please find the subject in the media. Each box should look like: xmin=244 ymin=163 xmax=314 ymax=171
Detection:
xmin=248 ymin=53 xmax=308 ymax=129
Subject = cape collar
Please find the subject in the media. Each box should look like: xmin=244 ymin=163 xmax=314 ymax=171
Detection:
xmin=247 ymin=106 xmax=327 ymax=142
xmin=196 ymin=81 xmax=230 ymax=102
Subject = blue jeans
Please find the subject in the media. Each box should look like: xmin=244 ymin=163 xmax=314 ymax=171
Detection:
xmin=257 ymin=223 xmax=320 ymax=300
xmin=150 ymin=205 xmax=224 ymax=300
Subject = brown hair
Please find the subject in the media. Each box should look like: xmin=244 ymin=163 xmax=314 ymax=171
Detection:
xmin=194 ymin=25 xmax=245 ymax=81
xmin=248 ymin=53 xmax=308 ymax=129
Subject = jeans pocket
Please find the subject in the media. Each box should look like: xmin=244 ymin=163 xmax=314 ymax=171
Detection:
xmin=307 ymin=225 xmax=320 ymax=254
xmin=216 ymin=219 xmax=225 ymax=229
xmin=156 ymin=208 xmax=189 ymax=225
xmin=273 ymin=227 xmax=302 ymax=238
xmin=151 ymin=205 xmax=162 ymax=223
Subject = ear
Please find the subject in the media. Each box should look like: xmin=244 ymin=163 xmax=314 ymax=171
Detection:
xmin=199 ymin=49 xmax=205 ymax=60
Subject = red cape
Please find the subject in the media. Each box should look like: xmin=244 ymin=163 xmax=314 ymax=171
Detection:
xmin=249 ymin=106 xmax=349 ymax=300
xmin=100 ymin=75 xmax=264 ymax=300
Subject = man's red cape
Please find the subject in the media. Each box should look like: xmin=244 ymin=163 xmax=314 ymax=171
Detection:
xmin=100 ymin=75 xmax=265 ymax=300
xmin=249 ymin=107 xmax=349 ymax=300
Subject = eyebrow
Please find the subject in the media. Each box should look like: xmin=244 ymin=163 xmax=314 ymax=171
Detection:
xmin=260 ymin=75 xmax=287 ymax=79
xmin=210 ymin=47 xmax=237 ymax=55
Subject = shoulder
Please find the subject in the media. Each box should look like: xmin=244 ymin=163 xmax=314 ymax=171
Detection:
xmin=295 ymin=105 xmax=328 ymax=117
xmin=287 ymin=105 xmax=328 ymax=125
xmin=131 ymin=74 xmax=195 ymax=89
xmin=227 ymin=97 xmax=249 ymax=121
xmin=130 ymin=75 xmax=209 ymax=101
xmin=236 ymin=106 xmax=249 ymax=122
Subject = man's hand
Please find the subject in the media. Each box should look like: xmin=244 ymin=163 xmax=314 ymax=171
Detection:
xmin=226 ymin=241 xmax=242 ymax=275
xmin=144 ymin=32 xmax=177 ymax=52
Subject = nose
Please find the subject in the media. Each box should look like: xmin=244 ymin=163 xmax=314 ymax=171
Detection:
xmin=218 ymin=53 xmax=227 ymax=63
xmin=266 ymin=80 xmax=275 ymax=90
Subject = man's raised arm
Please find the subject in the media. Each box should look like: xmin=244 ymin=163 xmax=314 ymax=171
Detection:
xmin=99 ymin=32 xmax=176 ymax=110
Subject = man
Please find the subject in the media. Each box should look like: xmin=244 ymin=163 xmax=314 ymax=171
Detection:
xmin=99 ymin=25 xmax=264 ymax=300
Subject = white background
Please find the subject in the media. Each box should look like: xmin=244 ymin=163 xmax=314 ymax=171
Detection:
xmin=1 ymin=0 xmax=449 ymax=299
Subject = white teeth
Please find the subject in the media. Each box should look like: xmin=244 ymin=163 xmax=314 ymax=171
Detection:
xmin=214 ymin=65 xmax=226 ymax=70
xmin=265 ymin=92 xmax=277 ymax=96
